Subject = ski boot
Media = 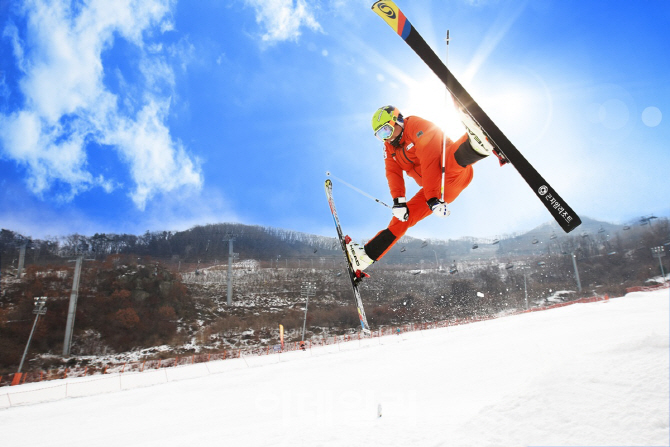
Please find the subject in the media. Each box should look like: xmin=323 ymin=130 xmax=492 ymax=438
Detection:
xmin=457 ymin=107 xmax=509 ymax=166
xmin=459 ymin=110 xmax=495 ymax=157
xmin=344 ymin=236 xmax=374 ymax=281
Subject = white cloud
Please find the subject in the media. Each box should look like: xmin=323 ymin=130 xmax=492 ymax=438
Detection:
xmin=2 ymin=22 xmax=25 ymax=72
xmin=0 ymin=0 xmax=202 ymax=209
xmin=0 ymin=74 xmax=9 ymax=101
xmin=106 ymin=98 xmax=202 ymax=209
xmin=245 ymin=0 xmax=322 ymax=43
xmin=0 ymin=109 xmax=93 ymax=201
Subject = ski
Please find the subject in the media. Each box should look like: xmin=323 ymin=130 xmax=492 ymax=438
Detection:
xmin=324 ymin=179 xmax=372 ymax=335
xmin=371 ymin=1 xmax=581 ymax=233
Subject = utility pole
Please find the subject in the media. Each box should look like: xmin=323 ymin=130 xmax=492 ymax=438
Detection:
xmin=301 ymin=282 xmax=316 ymax=342
xmin=18 ymin=297 xmax=47 ymax=373
xmin=62 ymin=255 xmax=83 ymax=356
xmin=651 ymin=246 xmax=666 ymax=282
xmin=224 ymin=236 xmax=238 ymax=306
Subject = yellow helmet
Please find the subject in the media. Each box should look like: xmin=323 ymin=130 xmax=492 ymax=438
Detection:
xmin=371 ymin=105 xmax=403 ymax=133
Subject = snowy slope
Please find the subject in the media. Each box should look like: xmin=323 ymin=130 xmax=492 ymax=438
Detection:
xmin=1 ymin=289 xmax=668 ymax=447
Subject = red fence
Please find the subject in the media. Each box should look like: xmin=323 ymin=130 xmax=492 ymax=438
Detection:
xmin=3 ymin=283 xmax=668 ymax=389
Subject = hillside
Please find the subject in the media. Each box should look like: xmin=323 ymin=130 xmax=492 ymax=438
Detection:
xmin=1 ymin=217 xmax=668 ymax=374
xmin=3 ymin=214 xmax=668 ymax=269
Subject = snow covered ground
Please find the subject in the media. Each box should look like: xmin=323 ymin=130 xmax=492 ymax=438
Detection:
xmin=1 ymin=288 xmax=668 ymax=447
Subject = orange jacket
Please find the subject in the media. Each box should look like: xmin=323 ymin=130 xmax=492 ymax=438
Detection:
xmin=383 ymin=116 xmax=473 ymax=203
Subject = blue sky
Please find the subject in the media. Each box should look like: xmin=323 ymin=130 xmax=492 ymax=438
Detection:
xmin=0 ymin=0 xmax=668 ymax=242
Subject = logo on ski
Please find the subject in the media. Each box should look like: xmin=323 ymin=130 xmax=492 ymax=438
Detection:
xmin=377 ymin=3 xmax=397 ymax=19
xmin=542 ymin=192 xmax=574 ymax=224
xmin=347 ymin=243 xmax=361 ymax=267
xmin=538 ymin=185 xmax=548 ymax=195
xmin=372 ymin=1 xmax=411 ymax=40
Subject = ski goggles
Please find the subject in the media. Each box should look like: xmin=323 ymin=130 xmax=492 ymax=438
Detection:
xmin=374 ymin=122 xmax=395 ymax=142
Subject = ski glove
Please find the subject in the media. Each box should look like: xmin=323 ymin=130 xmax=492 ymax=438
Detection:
xmin=427 ymin=197 xmax=450 ymax=218
xmin=392 ymin=197 xmax=409 ymax=222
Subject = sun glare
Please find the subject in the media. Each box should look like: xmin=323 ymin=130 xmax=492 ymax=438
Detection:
xmin=405 ymin=75 xmax=465 ymax=140
xmin=400 ymin=67 xmax=556 ymax=150
xmin=478 ymin=68 xmax=555 ymax=145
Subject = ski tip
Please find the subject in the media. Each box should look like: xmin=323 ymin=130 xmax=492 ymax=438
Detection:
xmin=372 ymin=1 xmax=411 ymax=40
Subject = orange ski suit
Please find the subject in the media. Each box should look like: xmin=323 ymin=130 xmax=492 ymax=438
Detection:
xmin=364 ymin=116 xmax=475 ymax=261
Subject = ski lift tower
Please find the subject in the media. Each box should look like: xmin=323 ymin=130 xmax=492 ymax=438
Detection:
xmin=63 ymin=255 xmax=84 ymax=356
xmin=17 ymin=244 xmax=26 ymax=279
xmin=571 ymin=252 xmax=582 ymax=293
xmin=224 ymin=234 xmax=238 ymax=306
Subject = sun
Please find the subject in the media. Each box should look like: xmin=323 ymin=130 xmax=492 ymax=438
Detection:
xmin=404 ymin=65 xmax=557 ymax=148
xmin=404 ymin=74 xmax=467 ymax=141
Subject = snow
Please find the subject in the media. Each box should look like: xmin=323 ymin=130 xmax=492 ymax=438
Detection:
xmin=545 ymin=289 xmax=576 ymax=303
xmin=1 ymin=288 xmax=668 ymax=446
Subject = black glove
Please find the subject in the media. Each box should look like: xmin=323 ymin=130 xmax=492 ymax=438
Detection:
xmin=392 ymin=197 xmax=409 ymax=222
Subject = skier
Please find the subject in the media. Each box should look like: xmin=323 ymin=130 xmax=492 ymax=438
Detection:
xmin=345 ymin=105 xmax=493 ymax=278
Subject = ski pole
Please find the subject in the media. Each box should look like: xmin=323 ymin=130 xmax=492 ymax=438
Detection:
xmin=440 ymin=29 xmax=450 ymax=202
xmin=325 ymin=171 xmax=391 ymax=209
